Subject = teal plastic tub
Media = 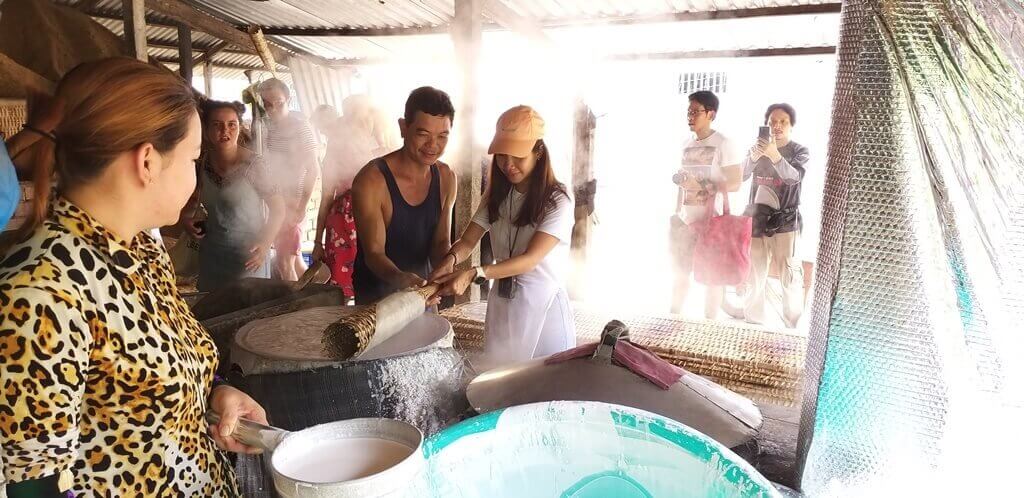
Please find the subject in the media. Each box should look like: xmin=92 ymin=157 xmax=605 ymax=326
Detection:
xmin=415 ymin=401 xmax=779 ymax=498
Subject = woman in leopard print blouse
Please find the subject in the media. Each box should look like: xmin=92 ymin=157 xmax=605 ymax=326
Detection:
xmin=0 ymin=58 xmax=266 ymax=497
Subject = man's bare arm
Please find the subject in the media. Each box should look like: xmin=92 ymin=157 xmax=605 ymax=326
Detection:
xmin=430 ymin=163 xmax=457 ymax=267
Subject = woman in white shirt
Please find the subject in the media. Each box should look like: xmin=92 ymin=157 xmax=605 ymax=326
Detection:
xmin=430 ymin=106 xmax=576 ymax=364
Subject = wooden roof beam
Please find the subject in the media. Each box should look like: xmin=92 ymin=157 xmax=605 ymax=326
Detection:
xmin=537 ymin=4 xmax=842 ymax=29
xmin=86 ymin=11 xmax=182 ymax=31
xmin=603 ymin=45 xmax=837 ymax=61
xmin=153 ymin=56 xmax=290 ymax=73
xmin=87 ymin=8 xmax=335 ymax=69
xmin=192 ymin=41 xmax=230 ymax=65
xmin=142 ymin=0 xmax=291 ymax=63
xmin=323 ymin=45 xmax=838 ymax=66
xmin=259 ymin=25 xmax=449 ymax=37
xmin=260 ymin=3 xmax=842 ymax=37
xmin=145 ymin=39 xmax=240 ymax=56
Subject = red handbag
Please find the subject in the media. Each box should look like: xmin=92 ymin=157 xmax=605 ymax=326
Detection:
xmin=693 ymin=190 xmax=752 ymax=286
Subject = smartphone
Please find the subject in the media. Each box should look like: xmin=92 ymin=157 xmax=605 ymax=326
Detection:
xmin=758 ymin=126 xmax=771 ymax=141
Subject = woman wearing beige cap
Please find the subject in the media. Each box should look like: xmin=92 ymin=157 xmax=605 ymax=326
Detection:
xmin=430 ymin=106 xmax=576 ymax=364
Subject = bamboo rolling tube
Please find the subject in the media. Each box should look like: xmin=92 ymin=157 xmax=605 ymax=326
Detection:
xmin=322 ymin=284 xmax=440 ymax=360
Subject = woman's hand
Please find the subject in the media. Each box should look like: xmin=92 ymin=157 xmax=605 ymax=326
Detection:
xmin=246 ymin=240 xmax=271 ymax=271
xmin=435 ymin=268 xmax=475 ymax=297
xmin=208 ymin=385 xmax=268 ymax=454
xmin=395 ymin=273 xmax=441 ymax=306
xmin=427 ymin=253 xmax=456 ymax=282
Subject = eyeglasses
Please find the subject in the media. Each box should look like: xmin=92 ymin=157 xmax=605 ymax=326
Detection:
xmin=686 ymin=109 xmax=709 ymax=117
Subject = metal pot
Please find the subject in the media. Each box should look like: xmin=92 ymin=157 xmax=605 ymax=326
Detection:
xmin=207 ymin=412 xmax=424 ymax=498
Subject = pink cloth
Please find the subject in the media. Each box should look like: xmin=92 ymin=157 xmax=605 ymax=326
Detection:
xmin=544 ymin=340 xmax=685 ymax=389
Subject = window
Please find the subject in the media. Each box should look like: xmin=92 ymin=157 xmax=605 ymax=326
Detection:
xmin=678 ymin=72 xmax=728 ymax=95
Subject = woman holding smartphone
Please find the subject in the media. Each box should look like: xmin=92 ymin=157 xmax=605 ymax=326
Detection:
xmin=429 ymin=106 xmax=576 ymax=364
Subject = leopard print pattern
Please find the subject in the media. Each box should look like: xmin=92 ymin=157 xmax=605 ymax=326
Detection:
xmin=0 ymin=198 xmax=238 ymax=496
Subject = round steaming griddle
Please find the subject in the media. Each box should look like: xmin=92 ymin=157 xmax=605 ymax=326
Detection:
xmin=466 ymin=321 xmax=763 ymax=448
xmin=231 ymin=306 xmax=453 ymax=374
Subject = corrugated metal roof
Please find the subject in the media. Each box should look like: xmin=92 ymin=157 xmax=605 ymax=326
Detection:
xmin=88 ymin=17 xmax=285 ymax=75
xmin=210 ymin=51 xmax=265 ymax=68
xmin=62 ymin=0 xmax=838 ymax=66
xmin=276 ymin=11 xmax=839 ymax=63
xmin=57 ymin=0 xmax=182 ymax=26
xmin=276 ymin=33 xmax=455 ymax=60
xmin=91 ymin=17 xmax=223 ymax=48
xmin=186 ymin=0 xmax=453 ymax=30
xmin=540 ymin=12 xmax=840 ymax=56
xmin=502 ymin=0 xmax=836 ymax=21
xmin=166 ymin=61 xmax=290 ymax=82
xmin=183 ymin=0 xmax=834 ymax=30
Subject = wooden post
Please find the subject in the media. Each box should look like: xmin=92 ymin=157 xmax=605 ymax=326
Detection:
xmin=568 ymin=98 xmax=597 ymax=301
xmin=122 ymin=0 xmax=148 ymax=61
xmin=203 ymin=54 xmax=213 ymax=97
xmin=177 ymin=23 xmax=193 ymax=84
xmin=451 ymin=0 xmax=483 ymax=303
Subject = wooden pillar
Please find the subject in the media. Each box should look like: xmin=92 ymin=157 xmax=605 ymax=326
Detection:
xmin=451 ymin=0 xmax=483 ymax=303
xmin=121 ymin=0 xmax=148 ymax=61
xmin=177 ymin=23 xmax=193 ymax=83
xmin=203 ymin=54 xmax=214 ymax=96
xmin=568 ymin=98 xmax=597 ymax=301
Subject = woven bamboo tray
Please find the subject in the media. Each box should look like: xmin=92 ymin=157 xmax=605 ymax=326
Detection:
xmin=441 ymin=302 xmax=806 ymax=405
xmin=0 ymin=100 xmax=26 ymax=138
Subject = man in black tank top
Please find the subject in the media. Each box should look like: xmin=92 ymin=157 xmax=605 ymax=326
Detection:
xmin=350 ymin=87 xmax=458 ymax=304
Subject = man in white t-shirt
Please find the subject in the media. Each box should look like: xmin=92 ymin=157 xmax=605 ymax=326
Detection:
xmin=669 ymin=91 xmax=742 ymax=318
xmin=258 ymin=78 xmax=320 ymax=281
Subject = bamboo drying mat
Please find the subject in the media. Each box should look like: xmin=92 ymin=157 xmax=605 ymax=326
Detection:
xmin=442 ymin=302 xmax=806 ymax=405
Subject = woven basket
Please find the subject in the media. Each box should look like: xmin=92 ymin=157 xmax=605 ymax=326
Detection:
xmin=441 ymin=302 xmax=806 ymax=405
xmin=0 ymin=100 xmax=26 ymax=138
xmin=1 ymin=100 xmax=35 ymax=234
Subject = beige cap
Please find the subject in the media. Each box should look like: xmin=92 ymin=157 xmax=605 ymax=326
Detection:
xmin=488 ymin=105 xmax=545 ymax=158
